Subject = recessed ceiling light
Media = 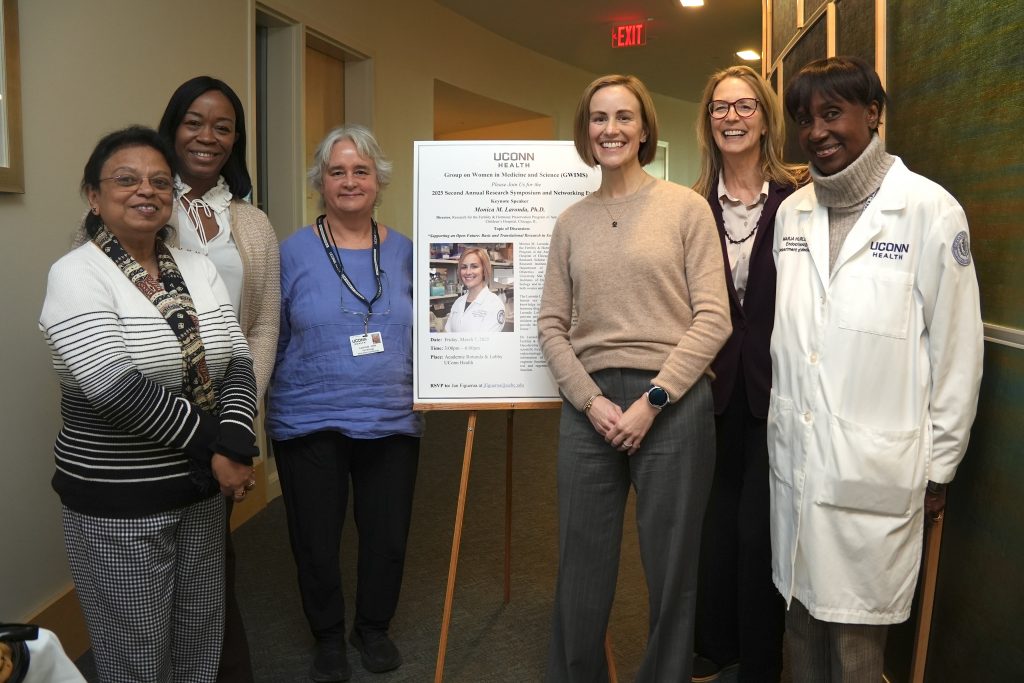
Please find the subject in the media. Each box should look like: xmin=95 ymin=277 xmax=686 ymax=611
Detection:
xmin=680 ymin=0 xmax=704 ymax=7
xmin=736 ymin=49 xmax=761 ymax=60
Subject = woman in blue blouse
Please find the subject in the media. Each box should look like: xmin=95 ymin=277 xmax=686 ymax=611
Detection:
xmin=267 ymin=125 xmax=421 ymax=682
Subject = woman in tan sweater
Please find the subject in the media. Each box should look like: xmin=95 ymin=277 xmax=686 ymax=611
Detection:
xmin=538 ymin=74 xmax=731 ymax=682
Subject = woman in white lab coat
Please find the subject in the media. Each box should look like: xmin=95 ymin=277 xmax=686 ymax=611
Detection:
xmin=769 ymin=56 xmax=983 ymax=681
xmin=445 ymin=247 xmax=506 ymax=333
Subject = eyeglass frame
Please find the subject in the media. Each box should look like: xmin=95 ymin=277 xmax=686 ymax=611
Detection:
xmin=707 ymin=98 xmax=760 ymax=119
xmin=98 ymin=174 xmax=175 ymax=194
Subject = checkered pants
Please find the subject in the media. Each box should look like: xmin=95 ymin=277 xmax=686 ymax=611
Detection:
xmin=63 ymin=495 xmax=226 ymax=683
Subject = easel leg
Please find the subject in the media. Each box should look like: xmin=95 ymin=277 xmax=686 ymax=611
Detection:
xmin=910 ymin=517 xmax=944 ymax=682
xmin=434 ymin=411 xmax=478 ymax=683
xmin=504 ymin=409 xmax=514 ymax=604
xmin=605 ymin=631 xmax=618 ymax=683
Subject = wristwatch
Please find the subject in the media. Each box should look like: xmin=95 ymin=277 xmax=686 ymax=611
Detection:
xmin=645 ymin=385 xmax=670 ymax=410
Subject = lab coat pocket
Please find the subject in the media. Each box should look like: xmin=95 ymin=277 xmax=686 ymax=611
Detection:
xmin=837 ymin=269 xmax=914 ymax=339
xmin=767 ymin=390 xmax=799 ymax=488
xmin=819 ymin=414 xmax=923 ymax=516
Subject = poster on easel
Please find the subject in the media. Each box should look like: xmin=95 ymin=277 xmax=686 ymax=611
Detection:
xmin=413 ymin=141 xmax=601 ymax=407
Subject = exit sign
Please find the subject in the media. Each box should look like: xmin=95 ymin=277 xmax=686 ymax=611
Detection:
xmin=611 ymin=23 xmax=646 ymax=48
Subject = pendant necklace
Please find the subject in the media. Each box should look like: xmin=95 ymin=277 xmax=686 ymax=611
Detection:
xmin=598 ymin=174 xmax=648 ymax=228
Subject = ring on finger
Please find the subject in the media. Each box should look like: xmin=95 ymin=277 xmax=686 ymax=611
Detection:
xmin=623 ymin=441 xmax=633 ymax=448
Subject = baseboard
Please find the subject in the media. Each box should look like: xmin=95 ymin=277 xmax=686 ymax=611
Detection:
xmin=265 ymin=467 xmax=282 ymax=501
xmin=28 ymin=586 xmax=90 ymax=661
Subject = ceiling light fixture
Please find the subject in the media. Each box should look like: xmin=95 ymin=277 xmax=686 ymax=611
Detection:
xmin=736 ymin=49 xmax=761 ymax=60
xmin=680 ymin=0 xmax=704 ymax=7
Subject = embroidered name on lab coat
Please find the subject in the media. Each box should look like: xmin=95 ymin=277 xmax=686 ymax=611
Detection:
xmin=780 ymin=235 xmax=810 ymax=253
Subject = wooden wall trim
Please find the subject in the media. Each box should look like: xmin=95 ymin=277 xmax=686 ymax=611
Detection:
xmin=763 ymin=0 xmax=770 ymax=78
xmin=769 ymin=2 xmax=830 ymax=73
xmin=827 ymin=2 xmax=837 ymax=56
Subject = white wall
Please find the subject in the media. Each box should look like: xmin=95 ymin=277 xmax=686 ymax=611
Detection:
xmin=0 ymin=0 xmax=701 ymax=623
xmin=0 ymin=0 xmax=251 ymax=622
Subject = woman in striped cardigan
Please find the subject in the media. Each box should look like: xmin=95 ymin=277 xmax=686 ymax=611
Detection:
xmin=39 ymin=126 xmax=258 ymax=682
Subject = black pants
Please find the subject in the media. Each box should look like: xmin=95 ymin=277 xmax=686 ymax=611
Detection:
xmin=218 ymin=498 xmax=254 ymax=682
xmin=694 ymin=371 xmax=784 ymax=682
xmin=274 ymin=431 xmax=420 ymax=642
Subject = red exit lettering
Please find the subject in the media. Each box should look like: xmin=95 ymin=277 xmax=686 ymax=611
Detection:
xmin=611 ymin=23 xmax=647 ymax=48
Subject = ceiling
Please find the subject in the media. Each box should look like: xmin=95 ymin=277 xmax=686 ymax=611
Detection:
xmin=434 ymin=80 xmax=551 ymax=136
xmin=435 ymin=0 xmax=763 ymax=103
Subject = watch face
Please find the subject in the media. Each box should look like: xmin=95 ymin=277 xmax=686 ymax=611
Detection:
xmin=648 ymin=386 xmax=669 ymax=408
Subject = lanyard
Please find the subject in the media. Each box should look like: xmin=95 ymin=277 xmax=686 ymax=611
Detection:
xmin=316 ymin=215 xmax=382 ymax=334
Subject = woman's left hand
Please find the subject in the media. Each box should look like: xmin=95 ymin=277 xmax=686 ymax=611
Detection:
xmin=925 ymin=481 xmax=947 ymax=524
xmin=605 ymin=396 xmax=658 ymax=456
xmin=212 ymin=453 xmax=256 ymax=501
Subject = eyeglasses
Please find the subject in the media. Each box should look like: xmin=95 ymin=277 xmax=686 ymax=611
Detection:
xmin=708 ymin=98 xmax=760 ymax=119
xmin=99 ymin=174 xmax=174 ymax=194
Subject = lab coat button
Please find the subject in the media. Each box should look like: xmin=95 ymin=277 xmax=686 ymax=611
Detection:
xmin=803 ymin=412 xmax=812 ymax=423
xmin=809 ymin=352 xmax=819 ymax=364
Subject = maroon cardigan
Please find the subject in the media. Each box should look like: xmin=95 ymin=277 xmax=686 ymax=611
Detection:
xmin=708 ymin=180 xmax=796 ymax=418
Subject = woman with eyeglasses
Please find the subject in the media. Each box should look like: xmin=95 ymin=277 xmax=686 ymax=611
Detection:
xmin=158 ymin=75 xmax=280 ymax=683
xmin=690 ymin=65 xmax=806 ymax=683
xmin=39 ymin=126 xmax=259 ymax=681
xmin=268 ymin=125 xmax=421 ymax=681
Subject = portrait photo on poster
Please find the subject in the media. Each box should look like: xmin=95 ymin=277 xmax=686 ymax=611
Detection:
xmin=428 ymin=242 xmax=514 ymax=334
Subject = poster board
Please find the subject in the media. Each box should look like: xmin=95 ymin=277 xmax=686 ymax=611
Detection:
xmin=413 ymin=141 xmax=601 ymax=408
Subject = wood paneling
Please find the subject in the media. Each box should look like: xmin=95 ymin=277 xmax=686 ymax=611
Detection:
xmin=836 ymin=0 xmax=875 ymax=64
xmin=886 ymin=0 xmax=1024 ymax=330
xmin=770 ymin=0 xmax=800 ymax=66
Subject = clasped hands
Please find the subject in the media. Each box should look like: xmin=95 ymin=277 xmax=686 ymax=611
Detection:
xmin=587 ymin=395 xmax=658 ymax=457
xmin=212 ymin=453 xmax=256 ymax=501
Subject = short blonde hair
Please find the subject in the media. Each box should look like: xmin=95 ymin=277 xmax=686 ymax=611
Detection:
xmin=573 ymin=74 xmax=659 ymax=167
xmin=457 ymin=247 xmax=493 ymax=288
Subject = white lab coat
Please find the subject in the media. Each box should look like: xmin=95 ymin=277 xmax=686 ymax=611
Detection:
xmin=445 ymin=286 xmax=506 ymax=333
xmin=768 ymin=158 xmax=983 ymax=625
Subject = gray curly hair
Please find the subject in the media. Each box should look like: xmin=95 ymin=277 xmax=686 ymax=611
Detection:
xmin=308 ymin=124 xmax=393 ymax=210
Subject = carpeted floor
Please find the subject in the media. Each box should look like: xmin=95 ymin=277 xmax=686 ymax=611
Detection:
xmin=77 ymin=408 xmax=751 ymax=682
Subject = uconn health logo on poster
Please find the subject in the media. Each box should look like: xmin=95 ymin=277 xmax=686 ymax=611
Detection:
xmin=870 ymin=240 xmax=910 ymax=261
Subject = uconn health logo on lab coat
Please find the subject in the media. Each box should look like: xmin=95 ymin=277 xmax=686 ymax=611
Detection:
xmin=870 ymin=241 xmax=910 ymax=261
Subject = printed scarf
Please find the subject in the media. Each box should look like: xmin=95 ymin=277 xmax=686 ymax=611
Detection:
xmin=93 ymin=225 xmax=218 ymax=413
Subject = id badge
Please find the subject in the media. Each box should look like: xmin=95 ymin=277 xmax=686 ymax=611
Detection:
xmin=350 ymin=331 xmax=385 ymax=356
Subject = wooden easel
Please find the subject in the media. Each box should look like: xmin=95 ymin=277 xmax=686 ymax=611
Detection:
xmin=416 ymin=401 xmax=563 ymax=683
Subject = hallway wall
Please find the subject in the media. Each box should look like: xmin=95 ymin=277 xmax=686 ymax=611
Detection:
xmin=0 ymin=0 xmax=701 ymax=628
xmin=0 ymin=0 xmax=251 ymax=625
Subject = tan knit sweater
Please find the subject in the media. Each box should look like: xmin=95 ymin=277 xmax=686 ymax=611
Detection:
xmin=538 ymin=177 xmax=731 ymax=410
xmin=221 ymin=200 xmax=280 ymax=401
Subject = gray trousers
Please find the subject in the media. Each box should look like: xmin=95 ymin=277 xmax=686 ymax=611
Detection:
xmin=546 ymin=369 xmax=715 ymax=683
xmin=786 ymin=598 xmax=888 ymax=682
